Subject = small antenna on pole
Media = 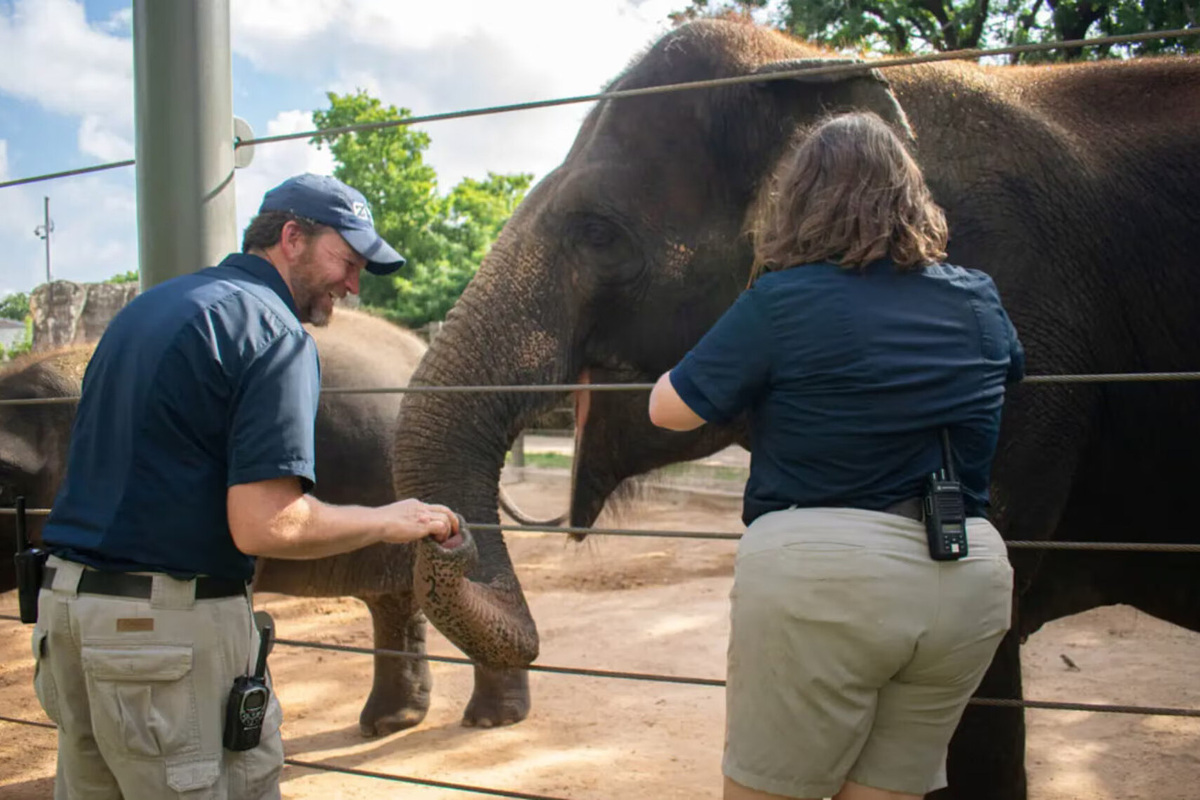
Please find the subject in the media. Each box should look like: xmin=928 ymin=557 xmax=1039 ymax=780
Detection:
xmin=33 ymin=196 xmax=54 ymax=283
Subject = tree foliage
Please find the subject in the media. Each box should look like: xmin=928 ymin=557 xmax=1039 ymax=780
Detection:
xmin=672 ymin=0 xmax=1198 ymax=60
xmin=0 ymin=291 xmax=30 ymax=322
xmin=311 ymin=91 xmax=531 ymax=328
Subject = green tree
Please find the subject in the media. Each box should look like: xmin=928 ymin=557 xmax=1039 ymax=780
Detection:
xmin=311 ymin=91 xmax=532 ymax=328
xmin=0 ymin=316 xmax=33 ymax=362
xmin=672 ymin=0 xmax=1198 ymax=60
xmin=105 ymin=270 xmax=139 ymax=284
xmin=311 ymin=91 xmax=444 ymax=314
xmin=392 ymin=172 xmax=533 ymax=326
xmin=0 ymin=291 xmax=29 ymax=321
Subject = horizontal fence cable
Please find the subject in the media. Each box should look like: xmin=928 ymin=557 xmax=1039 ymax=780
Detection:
xmin=0 ymin=616 xmax=1197 ymax=717
xmin=0 ymin=714 xmax=56 ymax=730
xmin=2 ymin=371 xmax=1199 ymax=408
xmin=281 ymin=759 xmax=573 ymax=800
xmin=272 ymin=637 xmax=726 ymax=687
xmin=0 ymin=714 xmax=570 ymax=799
xmin=3 ymin=28 xmax=1199 ymax=191
xmin=232 ymin=28 xmax=1200 ymax=148
xmin=0 ymin=159 xmax=135 ymax=190
xmin=0 ymin=507 xmax=1197 ymax=554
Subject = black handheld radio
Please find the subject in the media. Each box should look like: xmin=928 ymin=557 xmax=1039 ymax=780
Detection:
xmin=14 ymin=497 xmax=49 ymax=624
xmin=223 ymin=624 xmax=273 ymax=752
xmin=923 ymin=430 xmax=968 ymax=561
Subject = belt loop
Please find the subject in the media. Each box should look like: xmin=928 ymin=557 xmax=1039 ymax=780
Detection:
xmin=150 ymin=574 xmax=196 ymax=610
xmin=45 ymin=555 xmax=83 ymax=597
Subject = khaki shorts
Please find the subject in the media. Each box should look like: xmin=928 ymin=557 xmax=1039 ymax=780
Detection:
xmin=723 ymin=507 xmax=1013 ymax=798
xmin=32 ymin=555 xmax=283 ymax=800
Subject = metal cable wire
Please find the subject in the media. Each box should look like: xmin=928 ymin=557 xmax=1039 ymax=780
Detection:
xmin=235 ymin=27 xmax=1200 ymax=150
xmin=0 ymin=714 xmax=56 ymax=730
xmin=272 ymin=637 xmax=726 ymax=687
xmin=281 ymin=759 xmax=573 ymax=800
xmin=1 ymin=617 xmax=1197 ymax=718
xmin=1 ymin=370 xmax=1199 ymax=408
xmin=0 ymin=507 xmax=1197 ymax=554
xmin=2 ymin=28 xmax=1198 ymax=191
xmin=0 ymin=160 xmax=135 ymax=190
xmin=0 ymin=715 xmax=571 ymax=799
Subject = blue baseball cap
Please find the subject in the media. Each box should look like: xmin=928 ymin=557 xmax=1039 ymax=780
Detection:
xmin=258 ymin=173 xmax=406 ymax=275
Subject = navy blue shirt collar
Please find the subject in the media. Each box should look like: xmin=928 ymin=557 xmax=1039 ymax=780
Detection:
xmin=217 ymin=253 xmax=301 ymax=320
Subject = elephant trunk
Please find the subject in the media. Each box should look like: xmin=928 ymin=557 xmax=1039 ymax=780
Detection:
xmin=393 ymin=273 xmax=563 ymax=667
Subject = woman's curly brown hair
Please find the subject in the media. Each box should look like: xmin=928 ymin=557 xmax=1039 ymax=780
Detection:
xmin=750 ymin=111 xmax=948 ymax=284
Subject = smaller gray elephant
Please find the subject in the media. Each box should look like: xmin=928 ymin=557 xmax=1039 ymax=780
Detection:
xmin=0 ymin=307 xmax=536 ymax=734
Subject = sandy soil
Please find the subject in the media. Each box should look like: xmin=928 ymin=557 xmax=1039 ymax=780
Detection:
xmin=2 ymin=474 xmax=1199 ymax=799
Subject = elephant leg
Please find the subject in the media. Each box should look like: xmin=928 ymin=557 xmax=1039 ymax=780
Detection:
xmin=462 ymin=665 xmax=531 ymax=728
xmin=358 ymin=593 xmax=433 ymax=737
xmin=930 ymin=625 xmax=1027 ymax=800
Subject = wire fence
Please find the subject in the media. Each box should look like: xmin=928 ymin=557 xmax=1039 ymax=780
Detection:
xmin=0 ymin=506 xmax=1196 ymax=556
xmin=2 ymin=20 xmax=1199 ymax=799
xmin=0 ymin=712 xmax=574 ymax=800
xmin=1 ymin=614 xmax=1196 ymax=718
xmin=2 ymin=27 xmax=1198 ymax=191
xmin=1 ymin=370 xmax=1198 ymax=409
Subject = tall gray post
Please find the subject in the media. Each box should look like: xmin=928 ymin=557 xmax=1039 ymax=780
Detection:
xmin=133 ymin=0 xmax=236 ymax=290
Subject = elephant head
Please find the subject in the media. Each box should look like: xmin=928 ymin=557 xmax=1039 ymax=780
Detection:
xmin=392 ymin=20 xmax=911 ymax=665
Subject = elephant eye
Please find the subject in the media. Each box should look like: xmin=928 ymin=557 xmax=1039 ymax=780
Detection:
xmin=580 ymin=218 xmax=617 ymax=248
xmin=568 ymin=213 xmax=623 ymax=250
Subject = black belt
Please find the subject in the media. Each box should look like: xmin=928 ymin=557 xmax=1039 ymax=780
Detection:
xmin=884 ymin=497 xmax=924 ymax=522
xmin=42 ymin=566 xmax=247 ymax=600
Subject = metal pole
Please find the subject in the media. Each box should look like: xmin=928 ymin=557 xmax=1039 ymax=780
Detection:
xmin=42 ymin=196 xmax=51 ymax=283
xmin=133 ymin=0 xmax=236 ymax=291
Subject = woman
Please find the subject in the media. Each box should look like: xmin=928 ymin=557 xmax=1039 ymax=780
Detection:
xmin=648 ymin=112 xmax=1024 ymax=800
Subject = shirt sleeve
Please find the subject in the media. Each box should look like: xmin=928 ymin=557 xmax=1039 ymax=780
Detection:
xmin=669 ymin=288 xmax=772 ymax=424
xmin=227 ymin=329 xmax=320 ymax=491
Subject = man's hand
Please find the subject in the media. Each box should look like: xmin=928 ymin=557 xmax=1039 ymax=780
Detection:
xmin=380 ymin=499 xmax=460 ymax=545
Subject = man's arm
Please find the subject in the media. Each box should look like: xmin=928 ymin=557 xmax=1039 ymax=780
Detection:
xmin=227 ymin=477 xmax=459 ymax=559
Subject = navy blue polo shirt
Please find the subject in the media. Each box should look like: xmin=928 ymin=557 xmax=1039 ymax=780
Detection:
xmin=670 ymin=260 xmax=1024 ymax=526
xmin=42 ymin=254 xmax=320 ymax=581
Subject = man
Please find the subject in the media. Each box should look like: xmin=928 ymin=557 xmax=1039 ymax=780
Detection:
xmin=31 ymin=173 xmax=459 ymax=799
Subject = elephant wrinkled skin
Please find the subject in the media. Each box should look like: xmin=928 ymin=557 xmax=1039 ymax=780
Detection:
xmin=391 ymin=19 xmax=1200 ymax=800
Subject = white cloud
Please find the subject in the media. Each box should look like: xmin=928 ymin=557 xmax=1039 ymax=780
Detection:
xmin=0 ymin=172 xmax=138 ymax=295
xmin=229 ymin=0 xmax=686 ymax=188
xmin=0 ymin=0 xmax=134 ymax=161
xmin=0 ymin=0 xmax=789 ymax=297
xmin=97 ymin=6 xmax=132 ymax=35
xmin=0 ymin=139 xmax=8 ymax=180
xmin=233 ymin=110 xmax=337 ymax=235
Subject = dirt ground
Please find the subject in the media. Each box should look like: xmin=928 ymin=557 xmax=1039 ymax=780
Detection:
xmin=2 ymin=473 xmax=1199 ymax=799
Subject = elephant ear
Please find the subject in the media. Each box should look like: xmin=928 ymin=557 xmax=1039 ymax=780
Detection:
xmin=749 ymin=58 xmax=913 ymax=140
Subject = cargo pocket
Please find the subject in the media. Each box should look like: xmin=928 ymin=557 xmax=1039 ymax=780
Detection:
xmin=31 ymin=627 xmax=61 ymax=725
xmin=166 ymin=757 xmax=221 ymax=795
xmin=82 ymin=644 xmax=199 ymax=758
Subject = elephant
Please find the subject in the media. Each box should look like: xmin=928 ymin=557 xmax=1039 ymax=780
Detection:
xmin=0 ymin=307 xmax=538 ymax=734
xmin=390 ymin=18 xmax=1200 ymax=800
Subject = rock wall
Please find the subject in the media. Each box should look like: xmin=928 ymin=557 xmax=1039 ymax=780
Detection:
xmin=29 ymin=281 xmax=138 ymax=352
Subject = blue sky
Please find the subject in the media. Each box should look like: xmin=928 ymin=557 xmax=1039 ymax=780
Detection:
xmin=0 ymin=0 xmax=781 ymax=297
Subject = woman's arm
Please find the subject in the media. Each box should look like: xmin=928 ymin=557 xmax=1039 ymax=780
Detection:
xmin=648 ymin=371 xmax=707 ymax=431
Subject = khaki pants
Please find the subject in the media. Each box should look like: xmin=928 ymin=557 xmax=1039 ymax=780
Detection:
xmin=724 ymin=508 xmax=1013 ymax=798
xmin=32 ymin=556 xmax=284 ymax=800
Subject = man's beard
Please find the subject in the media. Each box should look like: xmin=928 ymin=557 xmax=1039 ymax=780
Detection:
xmin=292 ymin=251 xmax=334 ymax=326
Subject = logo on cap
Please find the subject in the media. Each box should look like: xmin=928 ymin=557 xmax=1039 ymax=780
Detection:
xmin=352 ymin=201 xmax=373 ymax=224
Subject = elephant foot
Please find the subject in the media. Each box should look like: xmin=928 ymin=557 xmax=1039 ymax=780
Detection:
xmin=359 ymin=595 xmax=434 ymax=737
xmin=462 ymin=665 xmax=530 ymax=728
xmin=359 ymin=691 xmax=430 ymax=737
